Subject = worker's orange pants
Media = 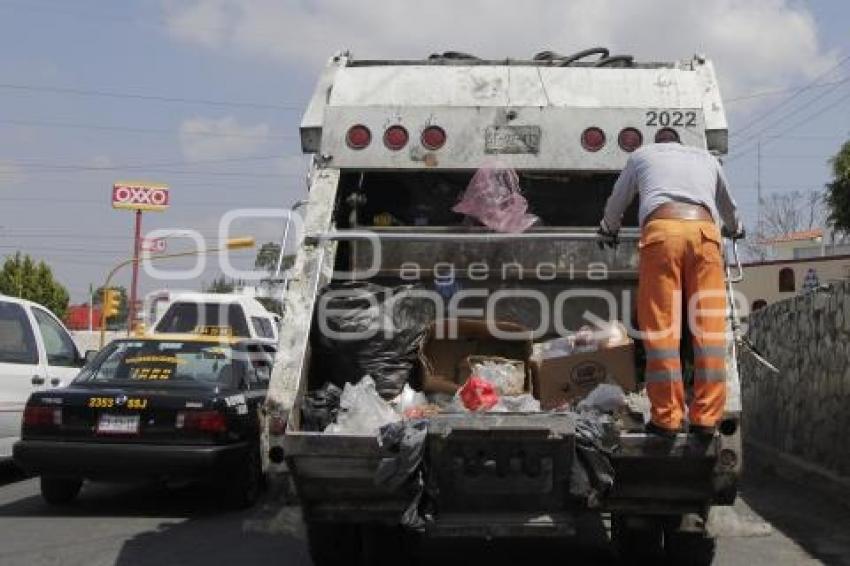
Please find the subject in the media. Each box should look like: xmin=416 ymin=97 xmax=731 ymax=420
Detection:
xmin=637 ymin=219 xmax=728 ymax=431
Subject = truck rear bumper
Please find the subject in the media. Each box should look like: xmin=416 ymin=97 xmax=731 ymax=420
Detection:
xmin=604 ymin=431 xmax=736 ymax=514
xmin=286 ymin=425 xmax=740 ymax=528
xmin=426 ymin=512 xmax=576 ymax=538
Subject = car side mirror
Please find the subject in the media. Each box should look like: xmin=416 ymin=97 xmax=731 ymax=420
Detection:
xmin=255 ymin=365 xmax=271 ymax=384
xmin=84 ymin=350 xmax=98 ymax=365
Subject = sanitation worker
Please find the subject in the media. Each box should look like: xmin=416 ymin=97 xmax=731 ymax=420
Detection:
xmin=598 ymin=139 xmax=743 ymax=438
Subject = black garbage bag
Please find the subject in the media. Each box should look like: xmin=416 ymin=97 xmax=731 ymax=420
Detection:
xmin=375 ymin=419 xmax=432 ymax=530
xmin=313 ymin=282 xmax=433 ymax=399
xmin=569 ymin=411 xmax=618 ymax=507
xmin=301 ymin=382 xmax=342 ymax=432
xmin=375 ymin=419 xmax=429 ymax=490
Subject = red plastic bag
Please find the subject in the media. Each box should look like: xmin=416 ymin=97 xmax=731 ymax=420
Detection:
xmin=452 ymin=165 xmax=538 ymax=233
xmin=459 ymin=376 xmax=500 ymax=412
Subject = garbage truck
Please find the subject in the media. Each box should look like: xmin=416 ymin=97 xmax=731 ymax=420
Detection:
xmin=264 ymin=48 xmax=743 ymax=565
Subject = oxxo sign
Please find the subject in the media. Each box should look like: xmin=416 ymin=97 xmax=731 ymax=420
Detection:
xmin=112 ymin=182 xmax=170 ymax=212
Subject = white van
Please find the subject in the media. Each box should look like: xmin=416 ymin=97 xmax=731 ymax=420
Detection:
xmin=151 ymin=293 xmax=279 ymax=345
xmin=0 ymin=296 xmax=83 ymax=459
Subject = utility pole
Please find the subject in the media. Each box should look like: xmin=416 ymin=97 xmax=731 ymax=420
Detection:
xmin=127 ymin=209 xmax=142 ymax=334
xmin=756 ymin=139 xmax=762 ymax=238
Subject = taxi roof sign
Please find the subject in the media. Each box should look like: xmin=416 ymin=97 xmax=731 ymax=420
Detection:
xmin=112 ymin=182 xmax=170 ymax=212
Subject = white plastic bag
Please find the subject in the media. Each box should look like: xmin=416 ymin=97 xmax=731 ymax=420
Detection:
xmin=537 ymin=335 xmax=576 ymax=359
xmin=391 ymin=383 xmax=429 ymax=415
xmin=577 ymin=384 xmax=626 ymax=413
xmin=495 ymin=394 xmax=542 ymax=413
xmin=324 ymin=375 xmax=401 ymax=436
xmin=471 ymin=358 xmax=525 ymax=395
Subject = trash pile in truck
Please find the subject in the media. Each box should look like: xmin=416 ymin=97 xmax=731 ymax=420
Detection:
xmin=300 ymin=282 xmax=650 ymax=519
xmin=304 ymin=282 xmax=648 ymax=435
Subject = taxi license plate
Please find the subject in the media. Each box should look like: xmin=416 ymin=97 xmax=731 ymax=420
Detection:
xmin=97 ymin=414 xmax=140 ymax=435
xmin=484 ymin=125 xmax=541 ymax=154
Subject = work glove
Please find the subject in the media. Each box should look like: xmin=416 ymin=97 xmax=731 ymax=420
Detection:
xmin=597 ymin=221 xmax=619 ymax=250
xmin=721 ymin=223 xmax=746 ymax=240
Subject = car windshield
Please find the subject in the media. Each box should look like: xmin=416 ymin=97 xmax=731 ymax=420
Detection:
xmin=76 ymin=340 xmax=237 ymax=385
xmin=154 ymin=302 xmax=250 ymax=337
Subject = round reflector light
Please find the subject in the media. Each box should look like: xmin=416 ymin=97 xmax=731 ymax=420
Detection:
xmin=618 ymin=127 xmax=643 ymax=152
xmin=655 ymin=127 xmax=680 ymax=144
xmin=421 ymin=126 xmax=447 ymax=150
xmin=346 ymin=125 xmax=371 ymax=150
xmin=581 ymin=127 xmax=606 ymax=152
xmin=383 ymin=125 xmax=409 ymax=151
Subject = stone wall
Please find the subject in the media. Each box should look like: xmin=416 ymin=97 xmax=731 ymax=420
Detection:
xmin=740 ymin=280 xmax=850 ymax=479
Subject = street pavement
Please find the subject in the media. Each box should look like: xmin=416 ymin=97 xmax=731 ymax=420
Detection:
xmin=0 ymin=463 xmax=848 ymax=566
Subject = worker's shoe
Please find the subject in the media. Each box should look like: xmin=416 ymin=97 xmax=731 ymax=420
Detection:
xmin=689 ymin=424 xmax=717 ymax=438
xmin=645 ymin=421 xmax=680 ymax=439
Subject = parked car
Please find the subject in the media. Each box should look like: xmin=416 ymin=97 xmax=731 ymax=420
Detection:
xmin=0 ymin=295 xmax=84 ymax=461
xmin=14 ymin=334 xmax=274 ymax=508
xmin=152 ymin=292 xmax=279 ymax=345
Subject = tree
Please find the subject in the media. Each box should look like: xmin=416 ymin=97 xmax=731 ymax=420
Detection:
xmin=254 ymin=241 xmax=295 ymax=276
xmin=826 ymin=140 xmax=850 ymax=233
xmin=0 ymin=252 xmax=70 ymax=318
xmin=743 ymin=190 xmax=826 ymax=260
xmin=254 ymin=242 xmax=281 ymax=272
xmin=93 ymin=285 xmax=128 ymax=326
xmin=204 ymin=275 xmax=236 ymax=294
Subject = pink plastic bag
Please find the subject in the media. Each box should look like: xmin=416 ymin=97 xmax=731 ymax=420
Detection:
xmin=459 ymin=376 xmax=500 ymax=412
xmin=453 ymin=166 xmax=538 ymax=233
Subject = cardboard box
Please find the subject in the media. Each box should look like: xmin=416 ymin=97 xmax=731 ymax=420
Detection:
xmin=531 ymin=341 xmax=637 ymax=410
xmin=421 ymin=319 xmax=532 ymax=395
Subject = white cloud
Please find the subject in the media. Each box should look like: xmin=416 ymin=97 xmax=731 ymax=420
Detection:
xmin=162 ymin=0 xmax=836 ymax=100
xmin=178 ymin=115 xmax=271 ymax=161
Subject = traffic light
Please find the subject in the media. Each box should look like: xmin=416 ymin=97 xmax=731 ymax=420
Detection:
xmin=102 ymin=289 xmax=121 ymax=320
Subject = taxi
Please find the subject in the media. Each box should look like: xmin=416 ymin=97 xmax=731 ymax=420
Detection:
xmin=13 ymin=332 xmax=275 ymax=508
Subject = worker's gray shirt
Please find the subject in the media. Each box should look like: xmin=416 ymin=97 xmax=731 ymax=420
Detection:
xmin=601 ymin=143 xmax=741 ymax=233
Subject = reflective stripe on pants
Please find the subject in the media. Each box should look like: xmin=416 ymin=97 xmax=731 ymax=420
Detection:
xmin=638 ymin=219 xmax=728 ymax=430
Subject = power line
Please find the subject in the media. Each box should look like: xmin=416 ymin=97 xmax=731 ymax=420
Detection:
xmin=730 ymin=79 xmax=850 ymax=144
xmin=11 ymin=153 xmax=304 ymax=172
xmin=0 ymin=82 xmax=302 ymax=111
xmin=0 ymin=244 xmax=131 ymax=254
xmin=732 ymin=53 xmax=850 ymax=137
xmin=725 ymin=77 xmax=850 ymax=104
xmin=0 ymin=197 xmax=293 ymax=207
xmin=727 ymin=88 xmax=850 ymax=163
xmin=1 ymin=118 xmax=295 ymax=140
xmin=2 ymin=165 xmax=300 ymax=179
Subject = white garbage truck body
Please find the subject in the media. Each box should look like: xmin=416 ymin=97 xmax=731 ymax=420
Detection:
xmin=265 ymin=50 xmax=741 ymax=565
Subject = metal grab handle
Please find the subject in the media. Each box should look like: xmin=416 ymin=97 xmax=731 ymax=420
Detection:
xmin=308 ymin=229 xmax=641 ymax=244
xmin=727 ymin=239 xmax=744 ymax=283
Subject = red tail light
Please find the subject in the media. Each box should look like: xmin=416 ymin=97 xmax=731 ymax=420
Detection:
xmin=346 ymin=125 xmax=371 ymax=150
xmin=23 ymin=405 xmax=61 ymax=428
xmin=655 ymin=127 xmax=680 ymax=143
xmin=581 ymin=127 xmax=606 ymax=152
xmin=383 ymin=125 xmax=409 ymax=151
xmin=176 ymin=410 xmax=227 ymax=433
xmin=618 ymin=127 xmax=643 ymax=152
xmin=421 ymin=126 xmax=446 ymax=150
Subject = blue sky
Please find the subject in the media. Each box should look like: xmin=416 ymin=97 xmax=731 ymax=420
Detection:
xmin=1 ymin=0 xmax=849 ymax=302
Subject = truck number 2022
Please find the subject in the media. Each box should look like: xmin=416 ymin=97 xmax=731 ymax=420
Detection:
xmin=646 ymin=110 xmax=697 ymax=127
